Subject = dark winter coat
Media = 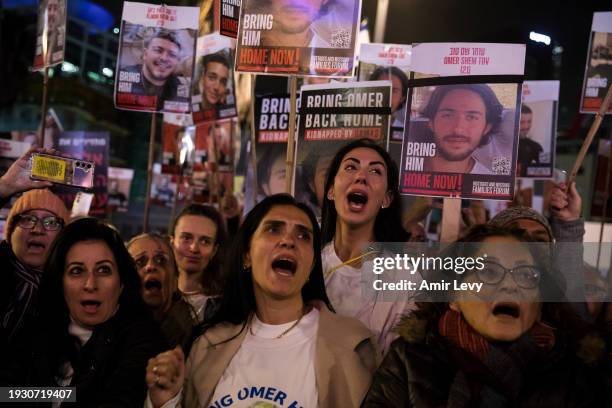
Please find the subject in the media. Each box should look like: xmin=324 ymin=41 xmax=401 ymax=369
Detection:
xmin=363 ymin=310 xmax=611 ymax=408
xmin=25 ymin=307 xmax=166 ymax=407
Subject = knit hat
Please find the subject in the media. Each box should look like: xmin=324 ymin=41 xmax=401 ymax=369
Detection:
xmin=6 ymin=189 xmax=70 ymax=241
xmin=488 ymin=206 xmax=553 ymax=241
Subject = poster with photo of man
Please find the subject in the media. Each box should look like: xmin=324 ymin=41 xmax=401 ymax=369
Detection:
xmin=235 ymin=0 xmax=361 ymax=77
xmin=580 ymin=12 xmax=612 ymax=114
xmin=107 ymin=167 xmax=134 ymax=212
xmin=358 ymin=43 xmax=411 ymax=141
xmin=400 ymin=42 xmax=524 ymax=200
xmin=518 ymin=81 xmax=558 ymax=178
xmin=295 ymin=81 xmax=391 ymax=216
xmin=115 ymin=2 xmax=198 ymax=113
xmin=161 ymin=113 xmax=194 ymax=174
xmin=192 ymin=33 xmax=238 ymax=123
xmin=33 ymin=0 xmax=66 ymax=70
xmin=244 ymin=93 xmax=291 ymax=215
xmin=591 ymin=139 xmax=612 ymax=220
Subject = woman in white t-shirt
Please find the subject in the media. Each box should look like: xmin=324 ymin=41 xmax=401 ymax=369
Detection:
xmin=146 ymin=194 xmax=378 ymax=408
xmin=320 ymin=139 xmax=417 ymax=355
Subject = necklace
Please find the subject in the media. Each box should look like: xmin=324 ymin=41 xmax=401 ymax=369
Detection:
xmin=249 ymin=308 xmax=306 ymax=339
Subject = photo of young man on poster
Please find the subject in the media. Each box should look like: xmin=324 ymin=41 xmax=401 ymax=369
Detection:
xmin=419 ymin=83 xmax=504 ymax=175
xmin=191 ymin=35 xmax=238 ymax=124
xmin=120 ymin=28 xmax=191 ymax=111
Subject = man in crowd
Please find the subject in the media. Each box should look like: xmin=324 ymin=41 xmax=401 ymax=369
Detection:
xmin=122 ymin=29 xmax=189 ymax=110
xmin=517 ymin=104 xmax=545 ymax=175
xmin=421 ymin=83 xmax=504 ymax=175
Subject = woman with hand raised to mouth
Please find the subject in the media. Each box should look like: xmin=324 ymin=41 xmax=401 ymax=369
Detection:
xmin=145 ymin=194 xmax=379 ymax=408
xmin=320 ymin=138 xmax=414 ymax=356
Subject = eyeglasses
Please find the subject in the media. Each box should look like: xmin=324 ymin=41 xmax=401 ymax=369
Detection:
xmin=476 ymin=260 xmax=541 ymax=289
xmin=15 ymin=214 xmax=64 ymax=231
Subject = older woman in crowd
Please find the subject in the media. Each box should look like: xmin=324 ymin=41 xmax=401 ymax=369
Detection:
xmin=146 ymin=194 xmax=378 ymax=408
xmin=22 ymin=218 xmax=166 ymax=406
xmin=363 ymin=225 xmax=610 ymax=407
xmin=127 ymin=233 xmax=198 ymax=352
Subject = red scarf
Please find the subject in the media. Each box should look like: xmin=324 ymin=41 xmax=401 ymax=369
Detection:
xmin=438 ymin=309 xmax=556 ymax=362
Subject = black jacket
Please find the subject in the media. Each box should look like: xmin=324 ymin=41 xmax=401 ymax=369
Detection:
xmin=363 ymin=313 xmax=611 ymax=408
xmin=26 ymin=308 xmax=166 ymax=407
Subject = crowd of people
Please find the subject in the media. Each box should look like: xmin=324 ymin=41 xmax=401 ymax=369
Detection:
xmin=0 ymin=141 xmax=610 ymax=407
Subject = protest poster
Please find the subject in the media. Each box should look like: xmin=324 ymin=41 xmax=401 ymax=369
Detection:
xmin=218 ymin=0 xmax=240 ymax=38
xmin=235 ymin=0 xmax=361 ymax=77
xmin=518 ymin=81 xmax=559 ymax=178
xmin=400 ymin=43 xmax=524 ymax=200
xmin=33 ymin=0 xmax=66 ymax=70
xmin=244 ymin=93 xmax=291 ymax=214
xmin=580 ymin=12 xmax=612 ymax=114
xmin=591 ymin=139 xmax=612 ymax=220
xmin=114 ymin=2 xmax=198 ymax=113
xmin=358 ymin=43 xmax=412 ymax=141
xmin=161 ymin=113 xmax=195 ymax=174
xmin=295 ymin=81 xmax=392 ymax=216
xmin=192 ymin=33 xmax=238 ymax=123
xmin=209 ymin=119 xmax=235 ymax=172
xmin=108 ymin=167 xmax=134 ymax=212
xmin=151 ymin=163 xmax=189 ymax=207
xmin=54 ymin=132 xmax=109 ymax=216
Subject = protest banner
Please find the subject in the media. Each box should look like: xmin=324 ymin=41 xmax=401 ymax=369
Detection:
xmin=192 ymin=33 xmax=238 ymax=123
xmin=400 ymin=43 xmax=525 ymax=201
xmin=518 ymin=81 xmax=559 ymax=178
xmin=108 ymin=167 xmax=134 ymax=212
xmin=235 ymin=0 xmax=361 ymax=77
xmin=218 ymin=0 xmax=240 ymax=38
xmin=580 ymin=12 xmax=612 ymax=114
xmin=33 ymin=0 xmax=66 ymax=70
xmin=296 ymin=80 xmax=392 ymax=216
xmin=115 ymin=2 xmax=198 ymax=113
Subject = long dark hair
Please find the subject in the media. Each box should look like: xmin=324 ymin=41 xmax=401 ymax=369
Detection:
xmin=321 ymin=138 xmax=408 ymax=245
xmin=37 ymin=217 xmax=150 ymax=379
xmin=198 ymin=194 xmax=332 ymax=338
xmin=171 ymin=204 xmax=228 ymax=295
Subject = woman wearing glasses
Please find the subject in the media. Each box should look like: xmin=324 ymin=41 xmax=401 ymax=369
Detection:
xmin=363 ymin=225 xmax=610 ymax=407
xmin=16 ymin=218 xmax=166 ymax=405
xmin=128 ymin=233 xmax=198 ymax=352
xmin=0 ymin=186 xmax=69 ymax=385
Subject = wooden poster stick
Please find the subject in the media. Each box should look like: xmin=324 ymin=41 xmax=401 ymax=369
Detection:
xmin=567 ymin=85 xmax=612 ymax=189
xmin=440 ymin=197 xmax=461 ymax=243
xmin=249 ymin=74 xmax=259 ymax=205
xmin=143 ymin=113 xmax=156 ymax=233
xmin=285 ymin=76 xmax=298 ymax=194
xmin=39 ymin=66 xmax=50 ymax=147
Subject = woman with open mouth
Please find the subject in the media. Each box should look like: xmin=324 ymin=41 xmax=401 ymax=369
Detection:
xmin=18 ymin=218 xmax=166 ymax=406
xmin=320 ymin=138 xmax=414 ymax=355
xmin=128 ymin=232 xmax=199 ymax=353
xmin=146 ymin=194 xmax=379 ymax=408
xmin=363 ymin=224 xmax=610 ymax=407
